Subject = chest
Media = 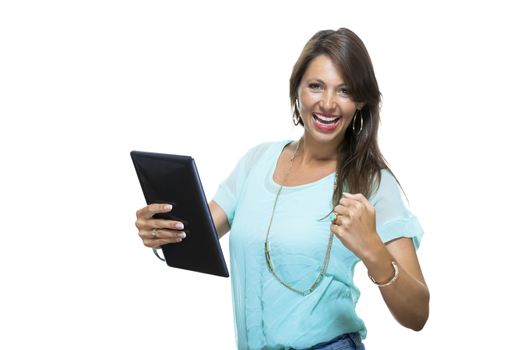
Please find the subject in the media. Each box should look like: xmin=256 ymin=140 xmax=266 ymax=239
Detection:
xmin=272 ymin=155 xmax=336 ymax=187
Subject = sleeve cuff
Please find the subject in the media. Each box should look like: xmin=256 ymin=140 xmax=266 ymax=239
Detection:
xmin=376 ymin=215 xmax=425 ymax=249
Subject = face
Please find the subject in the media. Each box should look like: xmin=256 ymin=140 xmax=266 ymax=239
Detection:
xmin=297 ymin=54 xmax=362 ymax=144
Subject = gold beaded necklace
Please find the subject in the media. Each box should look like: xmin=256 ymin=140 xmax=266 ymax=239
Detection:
xmin=264 ymin=138 xmax=336 ymax=296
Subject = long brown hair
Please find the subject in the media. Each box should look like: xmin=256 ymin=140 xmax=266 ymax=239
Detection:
xmin=289 ymin=28 xmax=409 ymax=211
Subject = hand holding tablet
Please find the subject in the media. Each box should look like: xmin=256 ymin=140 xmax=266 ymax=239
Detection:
xmin=135 ymin=203 xmax=187 ymax=248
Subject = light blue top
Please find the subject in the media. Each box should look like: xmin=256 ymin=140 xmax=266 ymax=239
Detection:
xmin=212 ymin=139 xmax=424 ymax=350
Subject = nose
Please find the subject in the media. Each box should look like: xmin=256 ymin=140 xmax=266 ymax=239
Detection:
xmin=319 ymin=90 xmax=336 ymax=112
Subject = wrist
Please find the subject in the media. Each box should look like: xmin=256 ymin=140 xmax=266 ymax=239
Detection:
xmin=360 ymin=234 xmax=388 ymax=263
xmin=369 ymin=261 xmax=399 ymax=287
xmin=360 ymin=236 xmax=395 ymax=284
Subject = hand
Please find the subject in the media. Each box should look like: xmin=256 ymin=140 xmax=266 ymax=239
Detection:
xmin=135 ymin=203 xmax=187 ymax=249
xmin=330 ymin=192 xmax=382 ymax=259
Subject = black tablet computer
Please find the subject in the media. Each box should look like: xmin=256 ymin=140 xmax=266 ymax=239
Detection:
xmin=130 ymin=150 xmax=229 ymax=278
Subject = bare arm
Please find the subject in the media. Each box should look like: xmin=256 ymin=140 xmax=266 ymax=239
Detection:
xmin=362 ymin=237 xmax=430 ymax=331
xmin=209 ymin=200 xmax=230 ymax=239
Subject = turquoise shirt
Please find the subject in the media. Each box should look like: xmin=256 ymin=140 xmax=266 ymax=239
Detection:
xmin=212 ymin=139 xmax=424 ymax=350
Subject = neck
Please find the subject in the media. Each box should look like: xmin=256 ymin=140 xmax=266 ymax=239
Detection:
xmin=295 ymin=133 xmax=341 ymax=167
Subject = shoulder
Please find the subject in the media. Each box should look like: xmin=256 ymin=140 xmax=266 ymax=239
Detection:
xmin=370 ymin=168 xmax=394 ymax=194
xmin=370 ymin=168 xmax=410 ymax=207
xmin=369 ymin=168 xmax=401 ymax=199
xmin=377 ymin=168 xmax=398 ymax=188
xmin=241 ymin=139 xmax=291 ymax=164
xmin=245 ymin=140 xmax=278 ymax=154
xmin=247 ymin=139 xmax=290 ymax=152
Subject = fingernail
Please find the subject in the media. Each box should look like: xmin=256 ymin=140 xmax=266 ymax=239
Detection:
xmin=180 ymin=232 xmax=186 ymax=238
xmin=164 ymin=204 xmax=172 ymax=210
xmin=343 ymin=192 xmax=351 ymax=197
xmin=176 ymin=222 xmax=184 ymax=230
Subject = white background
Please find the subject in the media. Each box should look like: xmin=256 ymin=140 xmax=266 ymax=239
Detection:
xmin=1 ymin=0 xmax=523 ymax=349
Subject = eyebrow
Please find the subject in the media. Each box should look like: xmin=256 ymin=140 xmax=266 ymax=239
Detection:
xmin=308 ymin=78 xmax=348 ymax=87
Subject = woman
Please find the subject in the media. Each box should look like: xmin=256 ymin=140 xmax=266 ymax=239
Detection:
xmin=135 ymin=28 xmax=429 ymax=350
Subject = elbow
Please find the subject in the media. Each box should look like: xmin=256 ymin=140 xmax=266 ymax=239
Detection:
xmin=408 ymin=288 xmax=430 ymax=332
xmin=397 ymin=287 xmax=429 ymax=332
xmin=403 ymin=308 xmax=429 ymax=332
xmin=409 ymin=316 xmax=428 ymax=332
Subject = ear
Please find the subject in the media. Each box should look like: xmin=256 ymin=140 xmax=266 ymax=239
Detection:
xmin=358 ymin=102 xmax=366 ymax=110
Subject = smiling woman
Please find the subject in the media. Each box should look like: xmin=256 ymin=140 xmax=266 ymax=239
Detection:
xmin=135 ymin=27 xmax=429 ymax=350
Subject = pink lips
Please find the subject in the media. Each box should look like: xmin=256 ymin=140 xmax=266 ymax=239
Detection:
xmin=312 ymin=113 xmax=342 ymax=132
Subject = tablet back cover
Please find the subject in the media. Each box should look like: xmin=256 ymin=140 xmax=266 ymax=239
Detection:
xmin=131 ymin=150 xmax=229 ymax=277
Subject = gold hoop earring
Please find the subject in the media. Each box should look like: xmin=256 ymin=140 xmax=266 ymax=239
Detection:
xmin=352 ymin=109 xmax=363 ymax=135
xmin=293 ymin=99 xmax=301 ymax=126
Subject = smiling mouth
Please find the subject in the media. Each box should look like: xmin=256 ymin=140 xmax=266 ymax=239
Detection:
xmin=313 ymin=113 xmax=341 ymax=124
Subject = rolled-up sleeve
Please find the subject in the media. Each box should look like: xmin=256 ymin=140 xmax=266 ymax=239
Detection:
xmin=369 ymin=169 xmax=425 ymax=249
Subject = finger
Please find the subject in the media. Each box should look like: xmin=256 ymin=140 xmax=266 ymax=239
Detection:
xmin=342 ymin=192 xmax=371 ymax=209
xmin=338 ymin=214 xmax=352 ymax=227
xmin=139 ymin=228 xmax=187 ymax=241
xmin=338 ymin=197 xmax=356 ymax=209
xmin=339 ymin=196 xmax=365 ymax=209
xmin=339 ymin=197 xmax=369 ymax=215
xmin=138 ymin=229 xmax=154 ymax=240
xmin=149 ymin=228 xmax=187 ymax=240
xmin=330 ymin=223 xmax=346 ymax=238
xmin=143 ymin=237 xmax=183 ymax=248
xmin=334 ymin=204 xmax=353 ymax=217
xmin=331 ymin=210 xmax=353 ymax=226
xmin=145 ymin=218 xmax=185 ymax=231
xmin=136 ymin=203 xmax=173 ymax=220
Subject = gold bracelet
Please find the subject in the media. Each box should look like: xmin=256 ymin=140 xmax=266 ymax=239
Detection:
xmin=368 ymin=261 xmax=399 ymax=287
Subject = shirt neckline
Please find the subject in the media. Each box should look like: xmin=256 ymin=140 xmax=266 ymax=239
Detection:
xmin=268 ymin=139 xmax=336 ymax=191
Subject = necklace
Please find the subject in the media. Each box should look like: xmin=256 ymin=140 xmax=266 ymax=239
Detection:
xmin=264 ymin=138 xmax=336 ymax=296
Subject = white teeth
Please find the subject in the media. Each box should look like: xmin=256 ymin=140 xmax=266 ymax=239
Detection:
xmin=314 ymin=113 xmax=340 ymax=122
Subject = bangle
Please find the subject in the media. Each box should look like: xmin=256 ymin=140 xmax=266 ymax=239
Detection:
xmin=152 ymin=248 xmax=165 ymax=262
xmin=368 ymin=261 xmax=399 ymax=287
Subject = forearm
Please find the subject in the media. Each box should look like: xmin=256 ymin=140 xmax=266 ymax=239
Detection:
xmin=361 ymin=240 xmax=430 ymax=331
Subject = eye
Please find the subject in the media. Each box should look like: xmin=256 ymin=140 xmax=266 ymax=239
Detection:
xmin=339 ymin=87 xmax=350 ymax=96
xmin=308 ymin=83 xmax=322 ymax=90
